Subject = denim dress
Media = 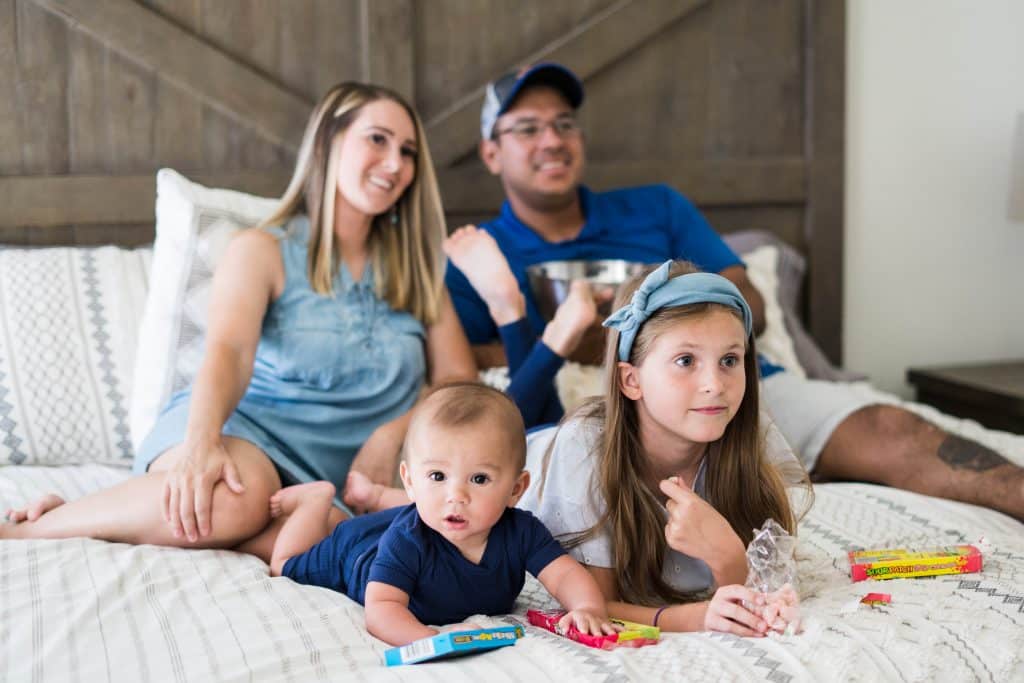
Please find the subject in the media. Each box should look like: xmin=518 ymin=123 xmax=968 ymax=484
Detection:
xmin=134 ymin=215 xmax=427 ymax=493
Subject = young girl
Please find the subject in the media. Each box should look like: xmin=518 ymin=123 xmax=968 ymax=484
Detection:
xmin=523 ymin=259 xmax=810 ymax=635
xmin=348 ymin=259 xmax=810 ymax=636
xmin=2 ymin=82 xmax=476 ymax=548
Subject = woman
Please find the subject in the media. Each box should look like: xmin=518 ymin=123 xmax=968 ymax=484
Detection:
xmin=3 ymin=82 xmax=476 ymax=550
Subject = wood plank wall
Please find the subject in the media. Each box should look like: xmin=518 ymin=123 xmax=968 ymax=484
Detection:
xmin=0 ymin=0 xmax=845 ymax=360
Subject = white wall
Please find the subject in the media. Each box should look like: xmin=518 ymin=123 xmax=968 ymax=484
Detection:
xmin=845 ymin=0 xmax=1024 ymax=397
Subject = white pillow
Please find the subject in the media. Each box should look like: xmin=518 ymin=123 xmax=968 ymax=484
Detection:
xmin=741 ymin=244 xmax=806 ymax=377
xmin=0 ymin=246 xmax=149 ymax=465
xmin=130 ymin=169 xmax=278 ymax=451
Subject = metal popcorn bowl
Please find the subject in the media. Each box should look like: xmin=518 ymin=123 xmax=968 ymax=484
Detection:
xmin=526 ymin=259 xmax=650 ymax=322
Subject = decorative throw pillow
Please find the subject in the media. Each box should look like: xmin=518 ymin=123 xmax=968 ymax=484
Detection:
xmin=723 ymin=230 xmax=865 ymax=382
xmin=0 ymin=246 xmax=150 ymax=465
xmin=129 ymin=169 xmax=278 ymax=451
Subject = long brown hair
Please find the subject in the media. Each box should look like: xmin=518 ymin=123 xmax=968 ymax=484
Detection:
xmin=257 ymin=82 xmax=446 ymax=324
xmin=558 ymin=260 xmax=810 ymax=606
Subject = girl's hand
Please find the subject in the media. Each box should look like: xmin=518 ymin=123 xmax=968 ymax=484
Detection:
xmin=659 ymin=476 xmax=746 ymax=578
xmin=704 ymin=585 xmax=769 ymax=637
xmin=556 ymin=609 xmax=620 ymax=637
xmin=164 ymin=437 xmax=245 ymax=542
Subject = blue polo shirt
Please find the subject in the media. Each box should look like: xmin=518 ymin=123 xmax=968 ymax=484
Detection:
xmin=446 ymin=184 xmax=742 ymax=344
xmin=445 ymin=183 xmax=783 ymax=379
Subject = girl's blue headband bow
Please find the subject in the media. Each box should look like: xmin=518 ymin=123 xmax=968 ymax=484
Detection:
xmin=601 ymin=261 xmax=753 ymax=362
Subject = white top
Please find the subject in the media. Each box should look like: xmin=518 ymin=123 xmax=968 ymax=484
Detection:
xmin=520 ymin=413 xmax=803 ymax=594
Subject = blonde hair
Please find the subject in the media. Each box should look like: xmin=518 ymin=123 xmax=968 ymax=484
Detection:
xmin=556 ymin=260 xmax=810 ymax=606
xmin=257 ymin=82 xmax=446 ymax=324
xmin=407 ymin=382 xmax=527 ymax=470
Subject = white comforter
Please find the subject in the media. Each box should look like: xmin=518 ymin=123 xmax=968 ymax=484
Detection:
xmin=2 ymin=417 xmax=1023 ymax=682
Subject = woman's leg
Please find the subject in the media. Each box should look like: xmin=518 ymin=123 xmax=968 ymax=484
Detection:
xmin=0 ymin=437 xmax=281 ymax=548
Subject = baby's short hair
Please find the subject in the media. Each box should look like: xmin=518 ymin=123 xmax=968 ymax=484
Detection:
xmin=407 ymin=382 xmax=526 ymax=470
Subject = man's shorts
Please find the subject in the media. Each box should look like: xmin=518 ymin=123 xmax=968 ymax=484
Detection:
xmin=761 ymin=372 xmax=875 ymax=472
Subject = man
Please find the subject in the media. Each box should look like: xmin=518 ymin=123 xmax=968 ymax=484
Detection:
xmin=445 ymin=62 xmax=1024 ymax=521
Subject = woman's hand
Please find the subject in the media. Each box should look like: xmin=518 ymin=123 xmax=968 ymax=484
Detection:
xmin=349 ymin=419 xmax=404 ymax=487
xmin=659 ymin=476 xmax=747 ymax=584
xmin=163 ymin=436 xmax=245 ymax=542
xmin=704 ymin=585 xmax=769 ymax=637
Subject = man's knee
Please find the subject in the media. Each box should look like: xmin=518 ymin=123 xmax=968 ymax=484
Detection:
xmin=816 ymin=404 xmax=941 ymax=484
xmin=846 ymin=404 xmax=941 ymax=442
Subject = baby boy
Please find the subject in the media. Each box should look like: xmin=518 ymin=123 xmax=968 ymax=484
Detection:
xmin=267 ymin=382 xmax=615 ymax=646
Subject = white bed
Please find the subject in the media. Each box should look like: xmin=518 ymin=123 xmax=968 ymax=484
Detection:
xmin=2 ymin=172 xmax=1023 ymax=681
xmin=3 ymin=452 xmax=1023 ymax=682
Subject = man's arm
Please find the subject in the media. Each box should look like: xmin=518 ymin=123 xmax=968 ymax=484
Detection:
xmin=718 ymin=264 xmax=766 ymax=336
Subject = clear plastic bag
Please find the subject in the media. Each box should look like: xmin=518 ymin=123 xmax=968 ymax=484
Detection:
xmin=744 ymin=519 xmax=801 ymax=634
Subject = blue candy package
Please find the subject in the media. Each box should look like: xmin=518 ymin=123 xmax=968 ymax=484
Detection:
xmin=383 ymin=625 xmax=524 ymax=666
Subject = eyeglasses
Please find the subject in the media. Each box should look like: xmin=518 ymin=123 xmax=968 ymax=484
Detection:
xmin=493 ymin=117 xmax=581 ymax=142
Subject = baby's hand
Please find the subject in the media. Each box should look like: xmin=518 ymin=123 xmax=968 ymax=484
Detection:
xmin=556 ymin=609 xmax=620 ymax=637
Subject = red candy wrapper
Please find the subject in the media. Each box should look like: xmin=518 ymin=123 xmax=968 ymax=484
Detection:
xmin=526 ymin=610 xmax=660 ymax=650
xmin=860 ymin=593 xmax=892 ymax=606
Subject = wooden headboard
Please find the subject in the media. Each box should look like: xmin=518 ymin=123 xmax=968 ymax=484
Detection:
xmin=0 ymin=0 xmax=844 ymax=362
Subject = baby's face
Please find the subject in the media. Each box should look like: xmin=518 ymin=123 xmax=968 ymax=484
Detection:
xmin=400 ymin=422 xmax=527 ymax=552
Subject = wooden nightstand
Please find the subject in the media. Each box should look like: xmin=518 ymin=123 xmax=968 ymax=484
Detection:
xmin=906 ymin=360 xmax=1024 ymax=435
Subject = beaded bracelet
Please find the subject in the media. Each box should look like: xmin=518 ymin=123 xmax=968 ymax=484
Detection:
xmin=652 ymin=605 xmax=670 ymax=628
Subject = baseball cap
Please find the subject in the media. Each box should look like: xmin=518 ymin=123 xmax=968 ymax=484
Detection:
xmin=480 ymin=62 xmax=584 ymax=140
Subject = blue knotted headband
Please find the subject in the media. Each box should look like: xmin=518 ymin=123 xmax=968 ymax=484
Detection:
xmin=601 ymin=260 xmax=753 ymax=362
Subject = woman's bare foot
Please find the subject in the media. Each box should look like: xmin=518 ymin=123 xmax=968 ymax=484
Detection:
xmin=443 ymin=226 xmax=524 ymax=325
xmin=269 ymin=481 xmax=336 ymax=518
xmin=542 ymin=280 xmax=598 ymax=357
xmin=5 ymin=494 xmax=66 ymax=524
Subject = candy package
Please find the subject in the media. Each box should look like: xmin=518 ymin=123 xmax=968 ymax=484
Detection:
xmin=744 ymin=519 xmax=802 ymax=634
xmin=848 ymin=545 xmax=982 ymax=582
xmin=526 ymin=610 xmax=659 ymax=650
xmin=383 ymin=625 xmax=523 ymax=666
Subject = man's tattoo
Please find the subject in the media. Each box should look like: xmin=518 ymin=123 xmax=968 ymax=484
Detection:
xmin=936 ymin=435 xmax=1009 ymax=472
